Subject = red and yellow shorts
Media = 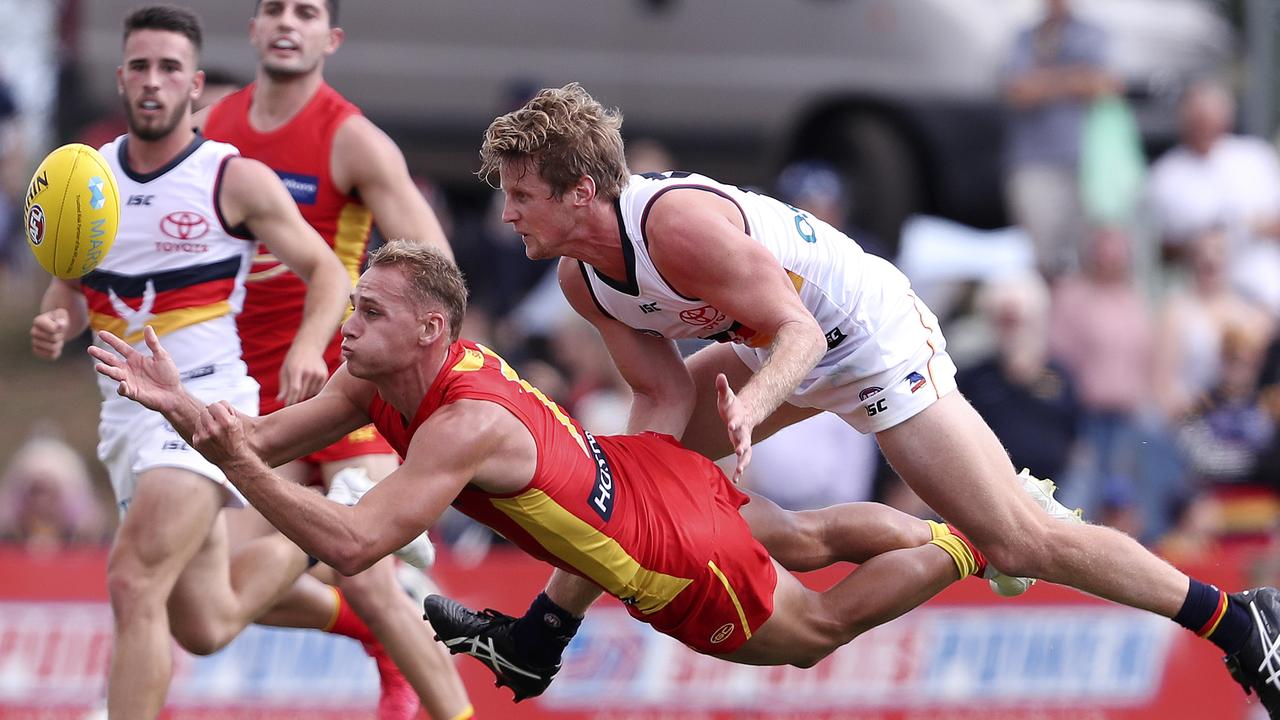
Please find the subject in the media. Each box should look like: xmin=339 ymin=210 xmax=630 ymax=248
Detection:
xmin=624 ymin=440 xmax=777 ymax=655
xmin=303 ymin=424 xmax=396 ymax=465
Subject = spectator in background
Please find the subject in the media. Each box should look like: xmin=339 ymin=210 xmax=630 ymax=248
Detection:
xmin=0 ymin=67 xmax=26 ymax=286
xmin=1176 ymin=323 xmax=1278 ymax=543
xmin=1002 ymin=0 xmax=1118 ymax=278
xmin=0 ymin=434 xmax=107 ymax=553
xmin=626 ymin=137 xmax=675 ymax=175
xmin=1153 ymin=227 xmax=1272 ymax=423
xmin=958 ymin=274 xmax=1082 ymax=482
xmin=1146 ymin=79 xmax=1280 ymax=313
xmin=1049 ymin=226 xmax=1152 ymax=518
xmin=775 ymin=159 xmax=887 ymax=258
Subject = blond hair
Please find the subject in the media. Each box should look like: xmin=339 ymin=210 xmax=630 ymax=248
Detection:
xmin=479 ymin=83 xmax=629 ymax=200
xmin=367 ymin=240 xmax=468 ymax=342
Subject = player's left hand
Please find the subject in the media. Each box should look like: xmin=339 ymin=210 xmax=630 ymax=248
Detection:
xmin=193 ymin=400 xmax=253 ymax=467
xmin=716 ymin=373 xmax=753 ymax=483
xmin=278 ymin=345 xmax=328 ymax=406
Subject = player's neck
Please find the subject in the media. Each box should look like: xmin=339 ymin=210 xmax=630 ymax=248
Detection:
xmin=574 ymin=198 xmax=628 ymax=281
xmin=374 ymin=343 xmax=450 ymax=420
xmin=126 ymin=124 xmax=198 ymax=175
xmin=247 ymin=70 xmax=324 ymax=133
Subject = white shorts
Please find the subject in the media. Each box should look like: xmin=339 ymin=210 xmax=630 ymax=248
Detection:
xmin=732 ymin=290 xmax=958 ymax=435
xmin=98 ymin=362 xmax=258 ymax=516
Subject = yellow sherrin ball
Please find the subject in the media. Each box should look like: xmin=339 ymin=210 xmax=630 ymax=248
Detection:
xmin=24 ymin=143 xmax=120 ymax=279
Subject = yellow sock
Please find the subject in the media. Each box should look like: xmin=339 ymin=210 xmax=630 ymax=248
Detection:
xmin=929 ymin=534 xmax=978 ymax=579
xmin=926 ymin=519 xmax=950 ymax=541
xmin=449 ymin=704 xmax=476 ymax=720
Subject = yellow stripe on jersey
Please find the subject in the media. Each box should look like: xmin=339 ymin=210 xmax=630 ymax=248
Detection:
xmin=476 ymin=344 xmax=589 ymax=456
xmin=707 ymin=560 xmax=753 ymax=639
xmin=451 ymin=347 xmax=486 ymax=373
xmin=787 ymin=270 xmax=805 ymax=293
xmin=89 ymin=301 xmax=232 ymax=344
xmin=334 ymin=202 xmax=373 ymax=288
xmin=490 ymin=488 xmax=693 ymax=614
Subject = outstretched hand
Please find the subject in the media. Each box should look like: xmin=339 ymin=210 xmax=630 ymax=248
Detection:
xmin=716 ymin=373 xmax=753 ymax=483
xmin=88 ymin=327 xmax=182 ymax=413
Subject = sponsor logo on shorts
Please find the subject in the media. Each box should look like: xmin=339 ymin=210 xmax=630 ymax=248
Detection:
xmin=825 ymin=327 xmax=847 ymax=349
xmin=710 ymin=623 xmax=735 ymax=644
xmin=26 ymin=204 xmax=45 ymax=245
xmin=860 ymin=386 xmax=888 ymax=417
xmin=277 ymin=171 xmax=320 ymax=205
xmin=585 ymin=432 xmax=616 ymax=521
xmin=906 ymin=371 xmax=927 ymax=393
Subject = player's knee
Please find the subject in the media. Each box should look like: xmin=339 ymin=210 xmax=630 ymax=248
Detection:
xmin=975 ymin=521 xmax=1057 ymax=578
xmin=171 ymin=620 xmax=230 ymax=656
xmin=106 ymin=560 xmax=166 ymax=616
xmin=335 ymin=562 xmax=398 ymax=619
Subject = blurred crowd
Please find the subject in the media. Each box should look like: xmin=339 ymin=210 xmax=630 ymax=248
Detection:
xmin=3 ymin=0 xmax=1280 ymax=584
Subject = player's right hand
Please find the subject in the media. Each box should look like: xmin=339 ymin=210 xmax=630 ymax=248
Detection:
xmin=30 ymin=308 xmax=69 ymax=360
xmin=278 ymin=345 xmax=329 ymax=406
xmin=89 ymin=326 xmax=183 ymax=413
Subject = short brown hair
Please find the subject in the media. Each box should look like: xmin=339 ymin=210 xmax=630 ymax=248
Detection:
xmin=479 ymin=83 xmax=629 ymax=200
xmin=124 ymin=5 xmax=203 ymax=51
xmin=253 ymin=1 xmax=340 ymax=25
xmin=367 ymin=240 xmax=468 ymax=342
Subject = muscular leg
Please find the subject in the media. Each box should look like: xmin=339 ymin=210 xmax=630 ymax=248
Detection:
xmin=876 ymin=391 xmax=1189 ymax=616
xmin=166 ymin=511 xmax=311 ymax=655
xmin=738 ymin=490 xmax=931 ymax=572
xmin=321 ymin=456 xmax=471 ymax=720
xmin=724 ymin=544 xmax=961 ymax=667
xmin=105 ymin=469 xmax=224 ymax=719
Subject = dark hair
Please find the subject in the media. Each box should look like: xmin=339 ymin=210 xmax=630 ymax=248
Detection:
xmin=367 ymin=241 xmax=468 ymax=342
xmin=123 ymin=5 xmax=203 ymax=51
xmin=253 ymin=0 xmax=340 ymax=25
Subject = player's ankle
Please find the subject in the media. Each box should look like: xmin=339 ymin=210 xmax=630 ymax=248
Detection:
xmin=513 ymin=592 xmax=582 ymax=667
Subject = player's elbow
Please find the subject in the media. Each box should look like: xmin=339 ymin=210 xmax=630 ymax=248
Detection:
xmin=329 ymin=546 xmax=378 ymax=577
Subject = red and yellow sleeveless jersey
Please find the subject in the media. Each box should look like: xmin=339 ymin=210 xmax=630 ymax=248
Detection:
xmin=203 ymin=82 xmax=370 ymax=413
xmin=368 ymin=340 xmax=776 ymax=651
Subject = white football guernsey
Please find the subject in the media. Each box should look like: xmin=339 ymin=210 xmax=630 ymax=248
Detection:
xmin=579 ymin=172 xmax=955 ymax=424
xmin=87 ymin=134 xmax=256 ymax=395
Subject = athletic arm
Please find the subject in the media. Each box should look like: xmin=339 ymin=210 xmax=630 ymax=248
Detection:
xmin=647 ymin=192 xmax=825 ymax=434
xmin=31 ymin=278 xmax=88 ymax=360
xmin=219 ymin=156 xmax=352 ymax=404
xmin=197 ymin=399 xmax=502 ymax=575
xmin=557 ymin=258 xmax=695 ymax=436
xmin=332 ymin=115 xmax=452 ymax=258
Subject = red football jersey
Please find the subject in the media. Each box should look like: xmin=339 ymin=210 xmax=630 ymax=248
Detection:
xmin=367 ymin=339 xmax=776 ymax=652
xmin=204 ymin=82 xmax=370 ymax=413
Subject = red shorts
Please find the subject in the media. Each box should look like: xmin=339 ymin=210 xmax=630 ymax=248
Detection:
xmin=302 ymin=424 xmax=396 ymax=465
xmin=619 ymin=435 xmax=777 ymax=655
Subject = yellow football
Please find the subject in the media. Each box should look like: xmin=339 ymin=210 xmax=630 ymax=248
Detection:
xmin=24 ymin=143 xmax=120 ymax=278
